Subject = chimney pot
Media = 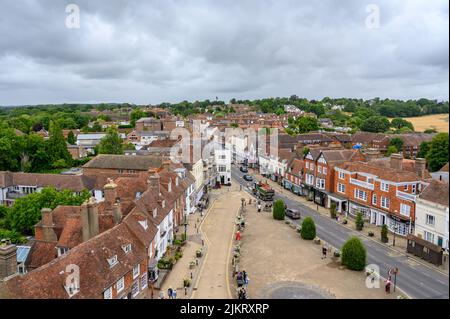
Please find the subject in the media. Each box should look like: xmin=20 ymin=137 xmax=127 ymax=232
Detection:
xmin=0 ymin=243 xmax=17 ymax=279
xmin=390 ymin=153 xmax=403 ymax=170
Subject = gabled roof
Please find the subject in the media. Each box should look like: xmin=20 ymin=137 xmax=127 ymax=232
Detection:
xmin=418 ymin=180 xmax=449 ymax=207
xmin=335 ymin=161 xmax=423 ymax=183
xmin=8 ymin=222 xmax=147 ymax=299
xmin=0 ymin=172 xmax=95 ymax=191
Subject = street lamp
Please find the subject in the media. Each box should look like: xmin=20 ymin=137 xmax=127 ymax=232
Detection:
xmin=184 ymin=214 xmax=188 ymax=241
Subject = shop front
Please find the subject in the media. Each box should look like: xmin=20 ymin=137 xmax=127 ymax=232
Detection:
xmin=313 ymin=189 xmax=327 ymax=207
xmin=328 ymin=194 xmax=348 ymax=214
xmin=349 ymin=202 xmax=371 ymax=220
xmin=283 ymin=179 xmax=293 ymax=191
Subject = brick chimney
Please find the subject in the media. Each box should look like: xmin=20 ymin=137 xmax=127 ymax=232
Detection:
xmin=0 ymin=239 xmax=17 ymax=279
xmin=81 ymin=198 xmax=99 ymax=242
xmin=415 ymin=158 xmax=427 ymax=179
xmin=148 ymin=169 xmax=161 ymax=196
xmin=112 ymin=203 xmax=122 ymax=224
xmin=364 ymin=148 xmax=380 ymax=162
xmin=40 ymin=208 xmax=57 ymax=242
xmin=104 ymin=178 xmax=118 ymax=212
xmin=390 ymin=153 xmax=403 ymax=170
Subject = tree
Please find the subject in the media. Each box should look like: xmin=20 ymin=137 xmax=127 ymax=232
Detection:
xmin=67 ymin=131 xmax=76 ymax=145
xmin=300 ymin=217 xmax=316 ymax=240
xmin=426 ymin=133 xmax=449 ymax=172
xmin=5 ymin=187 xmax=91 ymax=235
xmin=417 ymin=141 xmax=430 ymax=159
xmin=46 ymin=121 xmax=72 ymax=167
xmin=341 ymin=237 xmax=367 ymax=271
xmin=98 ymin=127 xmax=124 ymax=155
xmin=390 ymin=118 xmax=414 ymax=131
xmin=130 ymin=109 xmax=147 ymax=127
xmin=330 ymin=202 xmax=337 ymax=219
xmin=355 ymin=212 xmax=364 ymax=231
xmin=389 ymin=137 xmax=404 ymax=152
xmin=272 ymin=200 xmax=285 ymax=220
xmin=386 ymin=145 xmax=398 ymax=156
xmin=360 ymin=116 xmax=390 ymax=133
xmin=381 ymin=224 xmax=389 ymax=243
xmin=286 ymin=116 xmax=320 ymax=135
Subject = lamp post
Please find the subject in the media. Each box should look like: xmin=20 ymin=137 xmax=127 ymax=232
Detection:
xmin=184 ymin=214 xmax=188 ymax=241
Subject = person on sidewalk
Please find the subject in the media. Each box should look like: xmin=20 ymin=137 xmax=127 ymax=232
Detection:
xmin=322 ymin=245 xmax=327 ymax=259
xmin=159 ymin=291 xmax=165 ymax=299
xmin=235 ymin=230 xmax=241 ymax=241
xmin=168 ymin=287 xmax=173 ymax=299
xmin=385 ymin=277 xmax=392 ymax=294
xmin=257 ymin=203 xmax=262 ymax=212
xmin=172 ymin=289 xmax=177 ymax=299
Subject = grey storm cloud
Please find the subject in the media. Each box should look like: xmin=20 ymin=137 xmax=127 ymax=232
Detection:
xmin=0 ymin=0 xmax=448 ymax=105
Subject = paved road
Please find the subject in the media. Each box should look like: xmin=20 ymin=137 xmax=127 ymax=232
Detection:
xmin=231 ymin=166 xmax=449 ymax=299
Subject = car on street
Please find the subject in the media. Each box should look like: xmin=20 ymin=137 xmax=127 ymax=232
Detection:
xmin=243 ymin=174 xmax=253 ymax=181
xmin=240 ymin=166 xmax=248 ymax=173
xmin=285 ymin=208 xmax=301 ymax=219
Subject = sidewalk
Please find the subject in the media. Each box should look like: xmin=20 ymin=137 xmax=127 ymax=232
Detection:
xmin=158 ymin=212 xmax=205 ymax=299
xmin=250 ymin=168 xmax=449 ymax=275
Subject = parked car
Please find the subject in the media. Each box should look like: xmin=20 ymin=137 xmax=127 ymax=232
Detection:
xmin=285 ymin=208 xmax=301 ymax=219
xmin=243 ymin=174 xmax=253 ymax=181
xmin=240 ymin=166 xmax=248 ymax=173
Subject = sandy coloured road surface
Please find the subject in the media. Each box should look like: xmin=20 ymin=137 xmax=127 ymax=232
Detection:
xmin=239 ymin=202 xmax=402 ymax=299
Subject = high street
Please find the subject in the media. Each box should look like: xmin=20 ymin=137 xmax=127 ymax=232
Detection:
xmin=231 ymin=166 xmax=449 ymax=299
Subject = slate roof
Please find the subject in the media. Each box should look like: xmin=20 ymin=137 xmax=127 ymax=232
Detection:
xmin=418 ymin=180 xmax=449 ymax=207
xmin=83 ymin=154 xmax=163 ymax=171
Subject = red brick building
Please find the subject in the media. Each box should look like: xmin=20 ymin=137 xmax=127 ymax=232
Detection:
xmin=333 ymin=154 xmax=430 ymax=235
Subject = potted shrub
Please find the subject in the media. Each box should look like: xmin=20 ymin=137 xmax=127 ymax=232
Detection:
xmin=330 ymin=202 xmax=337 ymax=219
xmin=381 ymin=224 xmax=389 ymax=243
xmin=183 ymin=278 xmax=191 ymax=288
xmin=342 ymin=219 xmax=348 ymax=225
xmin=355 ymin=212 xmax=364 ymax=231
xmin=196 ymin=249 xmax=203 ymax=258
xmin=189 ymin=261 xmax=196 ymax=269
xmin=368 ymin=231 xmax=375 ymax=237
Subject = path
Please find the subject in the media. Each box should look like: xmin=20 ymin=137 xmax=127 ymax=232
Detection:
xmin=192 ymin=184 xmax=248 ymax=299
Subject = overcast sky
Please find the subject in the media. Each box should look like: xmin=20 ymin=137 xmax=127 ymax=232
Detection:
xmin=0 ymin=0 xmax=448 ymax=106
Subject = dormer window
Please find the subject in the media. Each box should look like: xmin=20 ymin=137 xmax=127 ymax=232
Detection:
xmin=139 ymin=219 xmax=148 ymax=230
xmin=122 ymin=244 xmax=132 ymax=254
xmin=162 ymin=200 xmax=166 ymax=208
xmin=175 ymin=177 xmax=179 ymax=186
xmin=107 ymin=255 xmax=118 ymax=268
xmin=153 ymin=208 xmax=157 ymax=218
xmin=168 ymin=180 xmax=172 ymax=192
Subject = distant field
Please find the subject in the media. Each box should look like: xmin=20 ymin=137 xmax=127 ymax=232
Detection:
xmin=400 ymin=114 xmax=449 ymax=132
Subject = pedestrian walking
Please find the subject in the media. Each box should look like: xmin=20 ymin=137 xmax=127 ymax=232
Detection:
xmin=322 ymin=245 xmax=327 ymax=259
xmin=172 ymin=289 xmax=177 ymax=299
xmin=242 ymin=270 xmax=247 ymax=283
xmin=385 ymin=277 xmax=391 ymax=294
xmin=257 ymin=203 xmax=262 ymax=212
xmin=159 ymin=291 xmax=165 ymax=299
xmin=168 ymin=287 xmax=173 ymax=299
xmin=235 ymin=230 xmax=241 ymax=241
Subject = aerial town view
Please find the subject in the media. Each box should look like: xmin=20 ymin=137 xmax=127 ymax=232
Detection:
xmin=0 ymin=0 xmax=448 ymax=311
